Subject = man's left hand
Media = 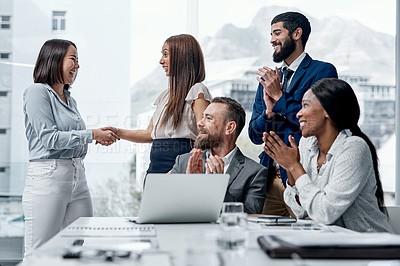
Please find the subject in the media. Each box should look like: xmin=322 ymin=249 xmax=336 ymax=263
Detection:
xmin=256 ymin=66 xmax=283 ymax=102
xmin=205 ymin=155 xmax=224 ymax=174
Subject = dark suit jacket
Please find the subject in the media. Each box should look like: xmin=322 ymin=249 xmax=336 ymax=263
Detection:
xmin=248 ymin=53 xmax=337 ymax=186
xmin=170 ymin=148 xmax=267 ymax=214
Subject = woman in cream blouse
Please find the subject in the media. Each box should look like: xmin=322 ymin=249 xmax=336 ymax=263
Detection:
xmin=105 ymin=34 xmax=211 ymax=173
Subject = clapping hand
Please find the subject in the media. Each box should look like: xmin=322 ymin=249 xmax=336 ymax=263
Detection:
xmin=186 ymin=149 xmax=204 ymax=173
xmin=263 ymin=90 xmax=276 ymax=119
xmin=205 ymin=154 xmax=224 ymax=174
xmin=263 ymin=131 xmax=305 ymax=185
xmin=186 ymin=149 xmax=225 ymax=174
xmin=256 ymin=66 xmax=282 ymax=102
xmin=262 ymin=131 xmax=299 ymax=170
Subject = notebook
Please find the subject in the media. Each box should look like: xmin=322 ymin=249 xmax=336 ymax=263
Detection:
xmin=247 ymin=215 xmax=297 ymax=224
xmin=258 ymin=232 xmax=400 ymax=259
xmin=136 ymin=173 xmax=229 ymax=224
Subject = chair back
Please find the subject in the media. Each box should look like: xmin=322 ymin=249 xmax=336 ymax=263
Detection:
xmin=386 ymin=206 xmax=400 ymax=234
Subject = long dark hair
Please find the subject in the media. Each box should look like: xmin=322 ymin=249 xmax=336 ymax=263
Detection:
xmin=33 ymin=39 xmax=76 ymax=91
xmin=160 ymin=34 xmax=206 ymax=129
xmin=310 ymin=78 xmax=386 ymax=214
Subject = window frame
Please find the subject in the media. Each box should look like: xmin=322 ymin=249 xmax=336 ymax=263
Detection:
xmin=0 ymin=16 xmax=11 ymax=29
xmin=0 ymin=53 xmax=10 ymax=60
xmin=52 ymin=11 xmax=66 ymax=32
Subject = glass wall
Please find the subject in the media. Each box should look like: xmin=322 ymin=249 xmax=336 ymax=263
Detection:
xmin=0 ymin=0 xmax=396 ymax=263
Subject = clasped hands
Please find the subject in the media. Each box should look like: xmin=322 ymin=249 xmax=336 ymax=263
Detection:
xmin=256 ymin=66 xmax=283 ymax=118
xmin=186 ymin=149 xmax=224 ymax=174
xmin=93 ymin=127 xmax=120 ymax=146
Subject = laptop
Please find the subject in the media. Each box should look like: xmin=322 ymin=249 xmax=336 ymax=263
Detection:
xmin=136 ymin=173 xmax=229 ymax=224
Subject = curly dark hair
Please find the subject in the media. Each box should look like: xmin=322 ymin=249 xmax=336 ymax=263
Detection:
xmin=271 ymin=11 xmax=311 ymax=48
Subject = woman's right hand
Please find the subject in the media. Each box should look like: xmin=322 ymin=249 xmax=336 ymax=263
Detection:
xmin=103 ymin=120 xmax=153 ymax=144
xmin=263 ymin=132 xmax=305 ymax=181
xmin=93 ymin=128 xmax=119 ymax=146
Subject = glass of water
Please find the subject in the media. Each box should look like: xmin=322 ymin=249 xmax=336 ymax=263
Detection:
xmin=185 ymin=231 xmax=222 ymax=266
xmin=218 ymin=202 xmax=248 ymax=251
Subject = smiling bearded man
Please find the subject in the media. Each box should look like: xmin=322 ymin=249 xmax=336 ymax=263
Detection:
xmin=248 ymin=11 xmax=338 ymax=217
xmin=170 ymin=97 xmax=267 ymax=214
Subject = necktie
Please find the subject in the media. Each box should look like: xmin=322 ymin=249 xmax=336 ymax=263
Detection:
xmin=282 ymin=67 xmax=294 ymax=92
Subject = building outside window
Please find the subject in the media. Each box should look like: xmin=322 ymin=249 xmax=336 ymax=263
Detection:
xmin=52 ymin=11 xmax=66 ymax=31
xmin=0 ymin=53 xmax=10 ymax=60
xmin=0 ymin=16 xmax=11 ymax=29
xmin=0 ymin=1 xmax=397 ymax=264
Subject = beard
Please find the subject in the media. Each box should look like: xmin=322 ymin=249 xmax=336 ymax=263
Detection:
xmin=273 ymin=36 xmax=296 ymax=63
xmin=194 ymin=128 xmax=222 ymax=150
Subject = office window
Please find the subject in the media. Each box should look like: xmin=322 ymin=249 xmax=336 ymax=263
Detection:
xmin=0 ymin=16 xmax=11 ymax=29
xmin=0 ymin=53 xmax=10 ymax=59
xmin=0 ymin=167 xmax=5 ymax=173
xmin=52 ymin=11 xmax=66 ymax=31
xmin=0 ymin=129 xmax=6 ymax=134
xmin=0 ymin=91 xmax=7 ymax=96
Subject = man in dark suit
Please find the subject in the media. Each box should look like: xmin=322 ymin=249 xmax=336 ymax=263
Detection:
xmin=248 ymin=12 xmax=338 ymax=216
xmin=171 ymin=97 xmax=267 ymax=214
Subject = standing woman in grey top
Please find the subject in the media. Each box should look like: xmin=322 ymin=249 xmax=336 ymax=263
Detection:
xmin=263 ymin=78 xmax=392 ymax=232
xmin=22 ymin=39 xmax=118 ymax=258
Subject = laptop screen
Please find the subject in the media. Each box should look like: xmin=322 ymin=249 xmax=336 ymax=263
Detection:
xmin=137 ymin=174 xmax=229 ymax=224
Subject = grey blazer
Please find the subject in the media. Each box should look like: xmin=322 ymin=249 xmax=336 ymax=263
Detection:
xmin=170 ymin=148 xmax=267 ymax=214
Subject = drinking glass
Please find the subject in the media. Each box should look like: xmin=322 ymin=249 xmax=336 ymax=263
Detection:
xmin=218 ymin=202 xmax=248 ymax=251
xmin=185 ymin=231 xmax=222 ymax=266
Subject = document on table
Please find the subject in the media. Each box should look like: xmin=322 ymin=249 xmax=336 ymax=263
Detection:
xmin=23 ymin=252 xmax=172 ymax=266
xmin=82 ymin=237 xmax=158 ymax=250
xmin=61 ymin=217 xmax=156 ymax=237
xmin=259 ymin=223 xmax=324 ymax=232
xmin=249 ymin=218 xmax=329 ymax=232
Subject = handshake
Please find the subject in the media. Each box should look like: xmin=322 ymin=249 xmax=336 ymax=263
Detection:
xmin=92 ymin=127 xmax=120 ymax=146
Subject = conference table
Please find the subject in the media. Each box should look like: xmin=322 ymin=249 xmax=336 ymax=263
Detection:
xmin=18 ymin=217 xmax=398 ymax=266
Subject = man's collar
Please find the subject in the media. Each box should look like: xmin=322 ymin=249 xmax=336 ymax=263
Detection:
xmin=282 ymin=52 xmax=306 ymax=72
xmin=205 ymin=146 xmax=238 ymax=164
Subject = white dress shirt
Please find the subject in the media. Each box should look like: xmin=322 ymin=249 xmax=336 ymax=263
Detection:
xmin=205 ymin=146 xmax=238 ymax=173
xmin=281 ymin=51 xmax=306 ymax=88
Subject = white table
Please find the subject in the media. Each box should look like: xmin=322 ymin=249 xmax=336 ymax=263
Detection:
xmin=18 ymin=217 xmax=395 ymax=266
